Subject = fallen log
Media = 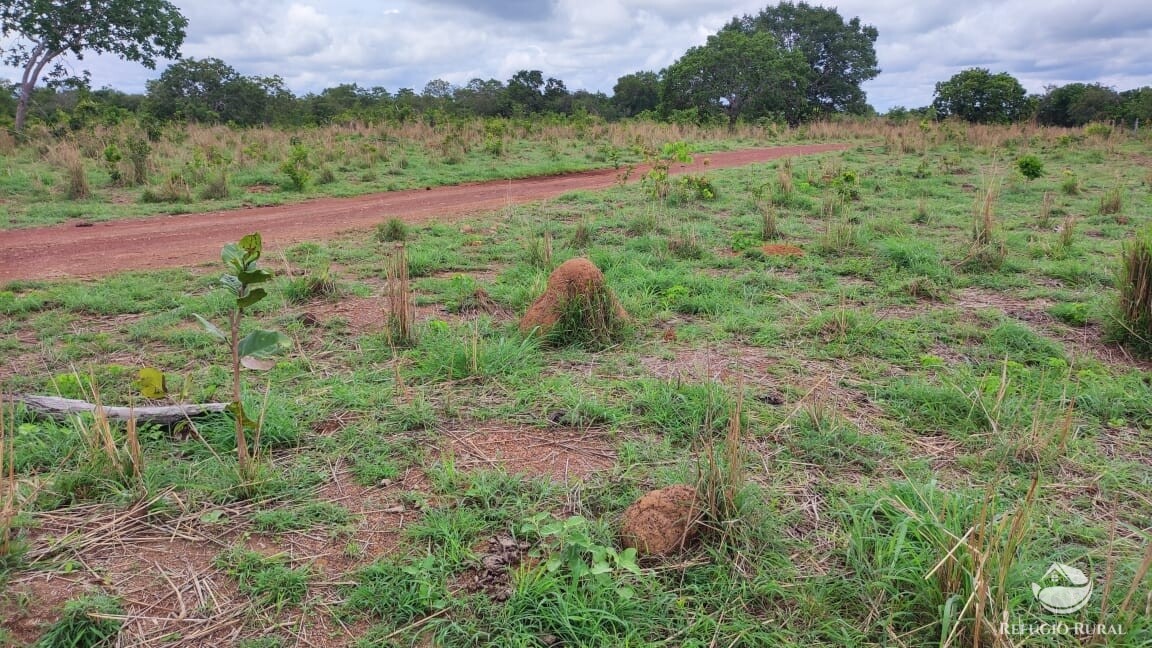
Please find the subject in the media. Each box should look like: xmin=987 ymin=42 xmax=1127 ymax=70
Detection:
xmin=15 ymin=395 xmax=228 ymax=425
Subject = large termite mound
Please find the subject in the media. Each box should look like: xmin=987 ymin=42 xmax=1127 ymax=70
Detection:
xmin=519 ymin=257 xmax=628 ymax=346
xmin=619 ymin=485 xmax=701 ymax=556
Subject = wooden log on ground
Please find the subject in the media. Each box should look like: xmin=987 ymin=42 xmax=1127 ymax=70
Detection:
xmin=15 ymin=395 xmax=228 ymax=425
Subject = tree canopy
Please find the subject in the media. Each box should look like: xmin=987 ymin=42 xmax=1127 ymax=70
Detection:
xmin=0 ymin=0 xmax=187 ymax=132
xmin=932 ymin=68 xmax=1029 ymax=124
xmin=144 ymin=57 xmax=292 ymax=125
xmin=663 ymin=29 xmax=808 ymax=128
xmin=725 ymin=2 xmax=879 ymax=115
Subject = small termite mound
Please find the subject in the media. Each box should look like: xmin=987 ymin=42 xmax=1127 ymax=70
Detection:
xmin=519 ymin=257 xmax=629 ymax=348
xmin=619 ymin=484 xmax=701 ymax=557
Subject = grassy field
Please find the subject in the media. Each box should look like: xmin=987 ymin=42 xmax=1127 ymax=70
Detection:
xmin=0 ymin=118 xmax=782 ymax=229
xmin=2 ymin=120 xmax=1152 ymax=647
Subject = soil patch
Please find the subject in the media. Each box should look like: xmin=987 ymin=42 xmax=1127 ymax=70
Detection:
xmin=445 ymin=424 xmax=615 ymax=480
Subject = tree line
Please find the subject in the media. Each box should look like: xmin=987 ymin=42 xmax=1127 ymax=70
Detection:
xmin=1 ymin=1 xmax=880 ymax=132
xmin=891 ymin=68 xmax=1152 ymax=127
xmin=3 ymin=0 xmax=1147 ymax=133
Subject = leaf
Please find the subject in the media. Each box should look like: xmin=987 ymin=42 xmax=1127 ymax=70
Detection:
xmin=238 ymin=233 xmax=263 ymax=263
xmin=199 ymin=510 xmax=227 ymax=524
xmin=545 ymin=556 xmax=562 ymax=572
xmin=237 ymin=330 xmax=290 ymax=359
xmin=226 ymin=401 xmax=258 ymax=430
xmin=240 ymin=356 xmax=276 ymax=371
xmin=616 ymin=586 xmax=635 ymax=600
xmin=237 ymin=269 xmax=272 ymax=286
xmin=136 ymin=367 xmax=167 ymax=399
xmin=220 ymin=274 xmax=242 ymax=295
xmin=193 ymin=314 xmax=227 ymax=342
xmin=221 ymin=243 xmax=246 ymax=271
xmin=589 ymin=562 xmax=611 ymax=575
xmin=237 ymin=287 xmax=267 ymax=309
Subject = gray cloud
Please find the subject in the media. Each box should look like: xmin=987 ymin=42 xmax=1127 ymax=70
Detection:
xmin=2 ymin=0 xmax=1149 ymax=111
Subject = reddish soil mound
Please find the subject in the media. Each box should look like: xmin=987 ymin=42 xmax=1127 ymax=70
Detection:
xmin=519 ymin=257 xmax=628 ymax=336
xmin=620 ymin=484 xmax=701 ymax=556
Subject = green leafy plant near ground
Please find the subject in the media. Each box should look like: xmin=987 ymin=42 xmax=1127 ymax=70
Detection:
xmin=194 ymin=233 xmax=291 ymax=480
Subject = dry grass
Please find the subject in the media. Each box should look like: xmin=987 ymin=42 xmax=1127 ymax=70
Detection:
xmin=0 ymin=397 xmax=17 ymax=559
xmin=385 ymin=243 xmax=416 ymax=347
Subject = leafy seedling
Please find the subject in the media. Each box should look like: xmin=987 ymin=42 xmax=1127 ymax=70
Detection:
xmin=194 ymin=233 xmax=290 ymax=477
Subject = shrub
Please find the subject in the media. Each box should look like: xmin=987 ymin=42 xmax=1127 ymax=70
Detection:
xmin=1016 ymin=155 xmax=1044 ymax=180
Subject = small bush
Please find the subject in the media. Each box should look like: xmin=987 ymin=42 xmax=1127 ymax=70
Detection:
xmin=1060 ymin=173 xmax=1080 ymax=196
xmin=140 ymin=174 xmax=192 ymax=204
xmin=198 ymin=171 xmax=229 ymax=200
xmin=1016 ymin=155 xmax=1044 ymax=180
xmin=375 ymin=218 xmax=408 ymax=243
xmin=35 ymin=594 xmax=123 ymax=647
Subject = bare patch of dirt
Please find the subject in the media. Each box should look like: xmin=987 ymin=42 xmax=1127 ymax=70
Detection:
xmin=444 ymin=424 xmax=615 ymax=480
xmin=637 ymin=343 xmax=776 ymax=385
xmin=0 ymin=144 xmax=849 ymax=282
xmin=761 ymin=243 xmax=805 ymax=256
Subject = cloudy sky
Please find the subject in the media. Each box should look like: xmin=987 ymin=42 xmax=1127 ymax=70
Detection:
xmin=5 ymin=0 xmax=1152 ymax=111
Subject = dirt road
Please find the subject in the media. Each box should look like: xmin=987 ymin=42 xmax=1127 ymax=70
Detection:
xmin=0 ymin=143 xmax=846 ymax=282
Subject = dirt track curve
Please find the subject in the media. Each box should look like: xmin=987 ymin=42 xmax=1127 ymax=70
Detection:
xmin=0 ymin=143 xmax=846 ymax=282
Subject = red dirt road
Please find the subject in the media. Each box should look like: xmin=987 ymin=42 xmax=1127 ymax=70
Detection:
xmin=0 ymin=143 xmax=846 ymax=282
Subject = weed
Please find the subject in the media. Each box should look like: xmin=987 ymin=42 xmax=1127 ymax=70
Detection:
xmin=1099 ymin=186 xmax=1123 ymax=216
xmin=375 ymin=218 xmax=409 ymax=243
xmin=668 ymin=228 xmax=705 ymax=260
xmin=525 ymin=231 xmax=554 ymax=270
xmin=216 ymin=547 xmax=310 ymax=612
xmin=284 ymin=265 xmax=341 ymax=304
xmin=34 ymin=594 xmax=123 ymax=647
xmin=1037 ymin=191 xmax=1054 ymax=228
xmin=1060 ymin=171 xmax=1080 ymax=196
xmin=52 ymin=143 xmax=90 ymax=200
xmin=816 ymin=219 xmax=860 ymax=256
xmin=758 ymin=199 xmax=780 ymax=240
xmin=570 ymin=218 xmax=593 ymax=247
xmin=344 ymin=555 xmax=449 ymax=627
xmin=140 ymin=173 xmax=192 ymax=204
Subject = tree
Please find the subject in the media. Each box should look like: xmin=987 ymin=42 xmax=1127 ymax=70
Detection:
xmin=612 ymin=71 xmax=661 ymax=117
xmin=726 ymin=2 xmax=879 ymax=115
xmin=1037 ymin=83 xmax=1122 ymax=126
xmin=663 ymin=28 xmax=808 ymax=128
xmin=506 ymin=69 xmax=545 ymax=113
xmin=932 ymin=68 xmax=1029 ymax=124
xmin=0 ymin=0 xmax=187 ymax=132
xmin=145 ymin=58 xmax=291 ymax=125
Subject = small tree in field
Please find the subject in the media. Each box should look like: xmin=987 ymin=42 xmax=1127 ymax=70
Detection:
xmin=0 ymin=0 xmax=187 ymax=132
xmin=195 ymin=233 xmax=290 ymax=478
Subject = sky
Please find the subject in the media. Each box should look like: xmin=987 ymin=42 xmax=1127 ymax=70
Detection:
xmin=4 ymin=0 xmax=1152 ymax=112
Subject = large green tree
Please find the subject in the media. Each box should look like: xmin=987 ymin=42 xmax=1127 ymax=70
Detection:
xmin=0 ymin=0 xmax=187 ymax=132
xmin=726 ymin=2 xmax=878 ymax=115
xmin=663 ymin=28 xmax=808 ymax=127
xmin=932 ymin=68 xmax=1030 ymax=124
xmin=1036 ymin=83 xmax=1122 ymax=126
xmin=145 ymin=57 xmax=291 ymax=125
xmin=612 ymin=71 xmax=661 ymax=117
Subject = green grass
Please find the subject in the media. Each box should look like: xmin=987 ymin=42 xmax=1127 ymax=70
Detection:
xmin=3 ymin=121 xmax=1152 ymax=646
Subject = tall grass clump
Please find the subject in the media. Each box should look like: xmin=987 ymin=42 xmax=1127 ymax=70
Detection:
xmin=1099 ymin=186 xmax=1123 ymax=216
xmin=386 ymin=243 xmax=416 ymax=346
xmin=1107 ymin=228 xmax=1152 ymax=356
xmin=52 ymin=143 xmax=91 ymax=200
xmin=694 ymin=386 xmax=749 ymax=547
xmin=1 ymin=398 xmax=18 ymax=562
xmin=375 ymin=218 xmax=409 ymax=243
xmin=35 ymin=594 xmax=124 ymax=647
